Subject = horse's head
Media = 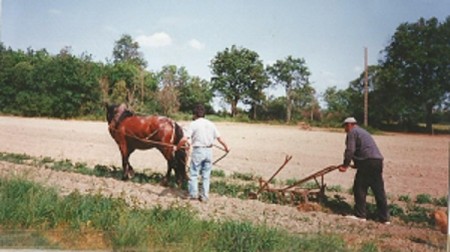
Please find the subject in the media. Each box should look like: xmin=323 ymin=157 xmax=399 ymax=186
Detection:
xmin=105 ymin=103 xmax=118 ymax=124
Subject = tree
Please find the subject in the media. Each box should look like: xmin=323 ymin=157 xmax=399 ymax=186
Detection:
xmin=210 ymin=45 xmax=267 ymax=117
xmin=112 ymin=34 xmax=147 ymax=68
xmin=110 ymin=34 xmax=151 ymax=110
xmin=155 ymin=65 xmax=186 ymax=115
xmin=322 ymin=86 xmax=352 ymax=123
xmin=240 ymin=57 xmax=268 ymax=119
xmin=380 ymin=16 xmax=450 ymax=133
xmin=346 ymin=65 xmax=384 ymax=126
xmin=259 ymin=96 xmax=287 ymax=121
xmin=104 ymin=62 xmax=140 ymax=105
xmin=291 ymin=85 xmax=320 ymax=121
xmin=267 ymin=56 xmax=311 ymax=123
xmin=178 ymin=76 xmax=213 ymax=113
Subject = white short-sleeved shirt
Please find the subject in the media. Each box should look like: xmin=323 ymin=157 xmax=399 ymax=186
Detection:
xmin=185 ymin=118 xmax=220 ymax=147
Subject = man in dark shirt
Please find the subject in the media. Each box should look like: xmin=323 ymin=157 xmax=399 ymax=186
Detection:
xmin=338 ymin=117 xmax=390 ymax=224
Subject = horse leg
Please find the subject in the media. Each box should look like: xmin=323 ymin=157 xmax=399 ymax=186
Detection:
xmin=120 ymin=144 xmax=135 ymax=180
xmin=158 ymin=147 xmax=175 ymax=186
xmin=175 ymin=149 xmax=188 ymax=187
xmin=160 ymin=159 xmax=174 ymax=187
xmin=121 ymin=154 xmax=130 ymax=180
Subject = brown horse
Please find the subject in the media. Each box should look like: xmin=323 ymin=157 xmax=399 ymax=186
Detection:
xmin=106 ymin=103 xmax=188 ymax=185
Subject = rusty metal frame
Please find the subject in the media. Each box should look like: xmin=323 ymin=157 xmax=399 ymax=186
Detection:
xmin=255 ymin=161 xmax=340 ymax=204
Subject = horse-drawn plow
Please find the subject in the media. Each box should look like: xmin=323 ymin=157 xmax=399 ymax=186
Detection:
xmin=249 ymin=155 xmax=340 ymax=205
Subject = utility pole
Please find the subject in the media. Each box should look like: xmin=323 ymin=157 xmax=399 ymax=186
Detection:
xmin=364 ymin=47 xmax=368 ymax=127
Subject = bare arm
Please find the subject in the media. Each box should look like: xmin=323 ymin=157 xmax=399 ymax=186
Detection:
xmin=217 ymin=137 xmax=230 ymax=152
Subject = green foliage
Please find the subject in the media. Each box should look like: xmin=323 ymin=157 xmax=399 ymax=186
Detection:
xmin=0 ymin=178 xmax=60 ymax=228
xmin=322 ymin=86 xmax=353 ymax=124
xmin=177 ymin=75 xmax=214 ymax=114
xmin=326 ymin=185 xmax=343 ymax=193
xmin=211 ymin=181 xmax=243 ymax=197
xmin=0 ymin=45 xmax=103 ymax=118
xmin=320 ymin=16 xmax=450 ymax=130
xmin=0 ymin=177 xmax=352 ymax=251
xmin=389 ymin=203 xmax=405 ymax=217
xmin=146 ymin=205 xmax=206 ymax=249
xmin=212 ymin=221 xmax=284 ymax=252
xmin=359 ymin=242 xmax=379 ymax=252
xmin=60 ymin=191 xmax=128 ymax=230
xmin=415 ymin=194 xmax=433 ymax=204
xmin=292 ymin=234 xmax=347 ymax=252
xmin=211 ymin=45 xmax=268 ymax=117
xmin=211 ymin=169 xmax=226 ymax=177
xmin=107 ymin=210 xmax=150 ymax=249
xmin=401 ymin=205 xmax=433 ymax=225
xmin=379 ymin=17 xmax=450 ymax=133
xmin=230 ymin=172 xmax=256 ymax=181
xmin=257 ymin=96 xmax=287 ymax=121
xmin=112 ymin=34 xmax=147 ymax=68
xmin=267 ymin=56 xmax=313 ymax=123
xmin=398 ymin=194 xmax=412 ymax=203
xmin=0 ymin=151 xmax=444 ymax=240
xmin=0 ymin=152 xmax=32 ymax=164
xmin=433 ymin=196 xmax=448 ymax=207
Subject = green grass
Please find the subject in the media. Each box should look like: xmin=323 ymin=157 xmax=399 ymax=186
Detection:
xmin=230 ymin=171 xmax=256 ymax=181
xmin=0 ymin=177 xmax=354 ymax=251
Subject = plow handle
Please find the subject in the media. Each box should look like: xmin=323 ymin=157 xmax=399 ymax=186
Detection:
xmin=280 ymin=165 xmax=340 ymax=191
xmin=256 ymin=155 xmax=292 ymax=194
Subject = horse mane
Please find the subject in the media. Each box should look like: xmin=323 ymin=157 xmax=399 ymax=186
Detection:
xmin=117 ymin=109 xmax=134 ymax=125
xmin=107 ymin=103 xmax=135 ymax=127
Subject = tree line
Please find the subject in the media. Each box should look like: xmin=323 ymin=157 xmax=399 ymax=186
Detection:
xmin=0 ymin=16 xmax=448 ymax=133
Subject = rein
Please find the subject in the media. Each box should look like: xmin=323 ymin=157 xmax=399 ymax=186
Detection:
xmin=108 ymin=123 xmax=188 ymax=150
xmin=213 ymin=144 xmax=229 ymax=165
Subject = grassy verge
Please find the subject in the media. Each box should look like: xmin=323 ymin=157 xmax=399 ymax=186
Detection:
xmin=0 ymin=177 xmax=358 ymax=251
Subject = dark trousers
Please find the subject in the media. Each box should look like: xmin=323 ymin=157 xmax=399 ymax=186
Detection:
xmin=353 ymin=159 xmax=390 ymax=222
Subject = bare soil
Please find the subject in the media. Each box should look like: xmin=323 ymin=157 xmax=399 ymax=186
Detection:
xmin=0 ymin=116 xmax=448 ymax=251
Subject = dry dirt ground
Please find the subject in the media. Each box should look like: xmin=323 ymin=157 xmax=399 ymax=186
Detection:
xmin=0 ymin=116 xmax=448 ymax=251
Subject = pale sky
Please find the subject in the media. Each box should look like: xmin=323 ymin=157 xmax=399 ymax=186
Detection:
xmin=2 ymin=0 xmax=449 ymax=99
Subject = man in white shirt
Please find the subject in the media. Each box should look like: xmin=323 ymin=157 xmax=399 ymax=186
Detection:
xmin=183 ymin=104 xmax=229 ymax=202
